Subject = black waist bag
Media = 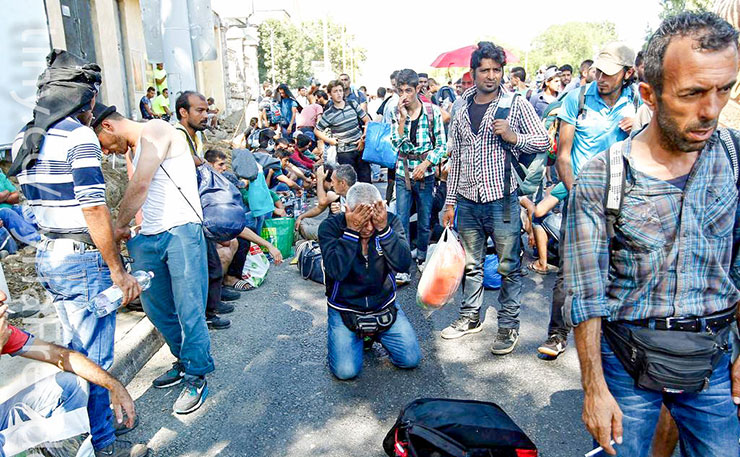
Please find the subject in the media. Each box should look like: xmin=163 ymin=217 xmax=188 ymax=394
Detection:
xmin=340 ymin=305 xmax=397 ymax=337
xmin=603 ymin=321 xmax=730 ymax=394
xmin=383 ymin=398 xmax=538 ymax=457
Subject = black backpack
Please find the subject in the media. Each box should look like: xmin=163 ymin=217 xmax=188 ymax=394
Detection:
xmin=296 ymin=241 xmax=324 ymax=284
xmin=383 ymin=398 xmax=538 ymax=457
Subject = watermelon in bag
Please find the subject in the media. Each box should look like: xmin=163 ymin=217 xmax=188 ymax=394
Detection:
xmin=416 ymin=227 xmax=465 ymax=309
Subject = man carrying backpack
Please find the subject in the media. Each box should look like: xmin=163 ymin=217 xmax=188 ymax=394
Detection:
xmin=390 ymin=69 xmax=448 ymax=284
xmin=440 ymin=42 xmax=548 ymax=354
xmin=537 ymin=42 xmax=638 ymax=360
xmin=565 ymin=12 xmax=740 ymax=456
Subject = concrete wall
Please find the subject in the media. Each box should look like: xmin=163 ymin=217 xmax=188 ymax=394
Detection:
xmin=45 ymin=0 xmax=67 ymax=49
xmin=195 ymin=18 xmax=227 ymax=114
xmin=118 ymin=0 xmax=152 ymax=120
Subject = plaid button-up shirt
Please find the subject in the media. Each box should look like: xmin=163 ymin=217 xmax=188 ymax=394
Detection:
xmin=563 ymin=134 xmax=740 ymax=326
xmin=390 ymin=101 xmax=447 ymax=178
xmin=445 ymin=87 xmax=549 ymax=206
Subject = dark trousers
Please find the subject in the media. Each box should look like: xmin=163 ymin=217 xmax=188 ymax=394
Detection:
xmin=386 ymin=168 xmax=396 ymax=204
xmin=337 ymin=151 xmax=371 ymax=183
xmin=227 ymin=238 xmax=250 ymax=279
xmin=547 ymin=200 xmax=569 ymax=338
xmin=206 ymin=239 xmax=223 ymax=317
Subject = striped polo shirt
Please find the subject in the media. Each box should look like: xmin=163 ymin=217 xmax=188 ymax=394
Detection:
xmin=316 ymin=100 xmax=366 ymax=153
xmin=11 ymin=117 xmax=107 ymax=233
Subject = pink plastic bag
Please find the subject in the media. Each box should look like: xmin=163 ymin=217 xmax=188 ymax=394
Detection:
xmin=416 ymin=227 xmax=465 ymax=309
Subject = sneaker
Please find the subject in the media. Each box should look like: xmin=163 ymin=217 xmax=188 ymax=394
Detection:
xmin=113 ymin=414 xmax=139 ymax=436
xmin=94 ymin=439 xmax=149 ymax=457
xmin=221 ymin=287 xmax=241 ymax=302
xmin=491 ymin=328 xmax=520 ymax=355
xmin=416 ymin=258 xmax=425 ymax=273
xmin=206 ymin=314 xmax=231 ymax=330
xmin=212 ymin=301 xmax=235 ymax=315
xmin=538 ymin=334 xmax=567 ymax=358
xmin=173 ymin=377 xmax=208 ymax=415
xmin=440 ymin=315 xmax=482 ymax=340
xmin=152 ymin=362 xmax=185 ymax=389
xmin=395 ymin=272 xmax=411 ymax=285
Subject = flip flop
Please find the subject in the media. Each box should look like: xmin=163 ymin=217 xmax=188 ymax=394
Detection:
xmin=227 ymin=279 xmax=255 ymax=291
xmin=527 ymin=261 xmax=551 ymax=275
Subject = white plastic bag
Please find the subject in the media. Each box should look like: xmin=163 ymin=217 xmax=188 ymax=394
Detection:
xmin=416 ymin=227 xmax=465 ymax=309
xmin=242 ymin=244 xmax=270 ymax=288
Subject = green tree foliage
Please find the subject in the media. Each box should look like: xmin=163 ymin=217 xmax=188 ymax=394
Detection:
xmin=258 ymin=19 xmax=366 ymax=88
xmin=527 ymin=21 xmax=619 ymax=81
xmin=659 ymin=0 xmax=713 ymax=19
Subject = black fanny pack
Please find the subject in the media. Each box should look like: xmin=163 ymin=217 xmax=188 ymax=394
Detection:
xmin=340 ymin=305 xmax=398 ymax=337
xmin=602 ymin=317 xmax=732 ymax=394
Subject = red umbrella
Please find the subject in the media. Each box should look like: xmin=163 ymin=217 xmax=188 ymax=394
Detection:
xmin=430 ymin=45 xmax=519 ymax=68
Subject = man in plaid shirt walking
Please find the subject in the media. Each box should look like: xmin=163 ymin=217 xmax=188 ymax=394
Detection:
xmin=441 ymin=42 xmax=549 ymax=354
xmin=390 ymin=69 xmax=448 ymax=284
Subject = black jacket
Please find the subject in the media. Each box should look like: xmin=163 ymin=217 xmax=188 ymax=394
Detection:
xmin=318 ymin=212 xmax=411 ymax=313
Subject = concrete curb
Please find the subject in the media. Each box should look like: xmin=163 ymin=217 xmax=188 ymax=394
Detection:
xmin=111 ymin=315 xmax=165 ymax=386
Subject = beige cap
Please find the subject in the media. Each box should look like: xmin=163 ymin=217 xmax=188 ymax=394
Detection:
xmin=593 ymin=42 xmax=636 ymax=76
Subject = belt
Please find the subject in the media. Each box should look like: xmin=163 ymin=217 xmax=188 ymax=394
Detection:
xmin=39 ymin=238 xmax=99 ymax=254
xmin=41 ymin=230 xmax=95 ymax=246
xmin=628 ymin=306 xmax=737 ymax=332
xmin=398 ymin=151 xmax=429 ymax=190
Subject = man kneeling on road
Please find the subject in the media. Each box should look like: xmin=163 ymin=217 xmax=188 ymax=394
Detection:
xmin=318 ymin=183 xmax=421 ymax=380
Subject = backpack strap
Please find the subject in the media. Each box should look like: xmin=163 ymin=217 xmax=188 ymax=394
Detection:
xmin=718 ymin=128 xmax=740 ymax=187
xmin=500 ymin=93 xmax=521 ymax=223
xmin=604 ymin=141 xmax=626 ymax=239
xmin=423 ymin=102 xmax=436 ymax=149
xmin=577 ymin=84 xmax=588 ymax=119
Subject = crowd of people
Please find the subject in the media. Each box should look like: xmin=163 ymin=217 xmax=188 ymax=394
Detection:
xmin=2 ymin=9 xmax=740 ymax=457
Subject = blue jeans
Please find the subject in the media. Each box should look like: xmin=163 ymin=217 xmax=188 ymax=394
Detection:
xmin=601 ymin=332 xmax=740 ymax=457
xmin=0 ymin=206 xmax=40 ymax=246
xmin=327 ymin=305 xmax=421 ymax=380
xmin=456 ymin=193 xmax=523 ymax=328
xmin=244 ymin=211 xmax=267 ymax=236
xmin=126 ymin=223 xmax=214 ymax=377
xmin=0 ymin=373 xmax=90 ymax=456
xmin=35 ymin=247 xmax=116 ymax=450
xmin=395 ymin=174 xmax=435 ymax=261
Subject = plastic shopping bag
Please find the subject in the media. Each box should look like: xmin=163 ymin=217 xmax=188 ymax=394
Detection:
xmin=483 ymin=254 xmax=502 ymax=290
xmin=416 ymin=227 xmax=466 ymax=309
xmin=362 ymin=122 xmax=397 ymax=168
xmin=242 ymin=244 xmax=270 ymax=288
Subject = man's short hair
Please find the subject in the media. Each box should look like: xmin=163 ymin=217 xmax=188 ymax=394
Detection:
xmin=559 ymin=64 xmax=573 ymax=73
xmin=207 ymin=97 xmax=215 ymax=103
xmin=175 ymin=90 xmax=206 ymax=120
xmin=276 ymin=137 xmax=291 ymax=147
xmin=265 ymin=89 xmax=273 ymax=97
xmin=204 ymin=149 xmax=227 ymax=163
xmin=334 ymin=164 xmax=357 ymax=187
xmin=396 ymin=69 xmax=420 ymax=89
xmin=296 ymin=134 xmax=312 ymax=149
xmin=147 ymin=86 xmax=155 ymax=92
xmin=275 ymin=148 xmax=292 ymax=159
xmin=377 ymin=87 xmax=387 ymax=98
xmin=645 ymin=11 xmax=739 ymax=96
xmin=315 ymin=89 xmax=328 ymax=100
xmin=417 ymin=72 xmax=429 ymax=79
xmin=298 ymin=86 xmax=306 ymax=91
xmin=580 ymin=59 xmax=594 ymax=73
xmin=339 ymin=73 xmax=350 ymax=80
xmin=510 ymin=66 xmax=526 ymax=81
xmin=471 ymin=41 xmax=507 ymax=71
xmin=390 ymin=70 xmax=400 ymax=81
xmin=346 ymin=182 xmax=381 ymax=209
xmin=327 ymin=80 xmax=343 ymax=94
xmin=635 ymin=50 xmax=645 ymax=67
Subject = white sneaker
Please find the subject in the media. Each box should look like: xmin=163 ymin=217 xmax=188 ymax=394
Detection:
xmin=395 ymin=272 xmax=411 ymax=285
xmin=416 ymin=259 xmax=425 ymax=273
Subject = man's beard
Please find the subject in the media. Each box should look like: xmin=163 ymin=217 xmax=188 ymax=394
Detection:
xmin=189 ymin=119 xmax=206 ymax=132
xmin=477 ymin=81 xmax=499 ymax=95
xmin=656 ymin=101 xmax=717 ymax=153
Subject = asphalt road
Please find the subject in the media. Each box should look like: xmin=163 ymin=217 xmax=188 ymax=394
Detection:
xmin=124 ymin=251 xmax=594 ymax=457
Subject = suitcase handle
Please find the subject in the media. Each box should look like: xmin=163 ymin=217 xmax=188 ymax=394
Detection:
xmin=407 ymin=424 xmax=467 ymax=457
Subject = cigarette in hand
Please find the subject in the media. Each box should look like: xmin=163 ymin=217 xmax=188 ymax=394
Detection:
xmin=585 ymin=440 xmax=616 ymax=457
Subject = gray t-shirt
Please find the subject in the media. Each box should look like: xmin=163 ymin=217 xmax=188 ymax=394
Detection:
xmin=316 ymin=101 xmax=366 ymax=153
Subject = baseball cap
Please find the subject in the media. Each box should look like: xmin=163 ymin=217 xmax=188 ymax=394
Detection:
xmin=593 ymin=42 xmax=636 ymax=76
xmin=91 ymin=102 xmax=117 ymax=129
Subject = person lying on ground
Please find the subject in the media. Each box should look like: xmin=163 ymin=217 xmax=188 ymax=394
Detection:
xmin=318 ymin=183 xmax=421 ymax=380
xmin=0 ymin=293 xmax=148 ymax=457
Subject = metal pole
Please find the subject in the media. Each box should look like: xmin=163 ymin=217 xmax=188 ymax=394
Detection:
xmin=323 ymin=19 xmax=330 ymax=75
xmin=341 ymin=26 xmax=346 ymax=73
xmin=270 ymin=27 xmax=276 ymax=87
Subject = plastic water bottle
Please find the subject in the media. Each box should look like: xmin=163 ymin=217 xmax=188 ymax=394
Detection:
xmin=89 ymin=271 xmax=154 ymax=317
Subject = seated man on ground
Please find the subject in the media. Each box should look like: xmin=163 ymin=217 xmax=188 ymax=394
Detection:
xmin=520 ymin=182 xmax=566 ymax=275
xmin=290 ymin=134 xmax=321 ymax=172
xmin=0 ymin=294 xmax=148 ymax=457
xmin=0 ymin=169 xmax=40 ymax=249
xmin=318 ymin=183 xmax=421 ymax=380
xmin=206 ymin=97 xmax=219 ymax=130
xmin=296 ymin=164 xmax=356 ymax=240
xmin=273 ymin=149 xmax=313 ymax=193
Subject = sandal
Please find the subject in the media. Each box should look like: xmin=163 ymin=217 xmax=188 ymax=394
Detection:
xmin=528 ymin=261 xmax=556 ymax=275
xmin=227 ymin=279 xmax=255 ymax=291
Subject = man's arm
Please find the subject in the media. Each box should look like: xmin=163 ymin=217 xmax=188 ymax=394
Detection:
xmin=144 ymin=103 xmax=156 ymax=118
xmin=314 ymin=128 xmax=336 ymax=146
xmin=507 ymin=96 xmax=549 ymax=154
xmin=556 ymin=121 xmax=576 ymax=191
xmin=116 ymin=121 xmax=171 ymax=235
xmin=318 ymin=216 xmax=361 ymax=282
xmin=237 ymin=227 xmax=282 ymax=264
xmin=442 ymin=117 xmax=462 ymax=226
xmin=0 ymin=191 xmax=20 ymax=205
xmin=376 ymin=212 xmax=412 ymax=274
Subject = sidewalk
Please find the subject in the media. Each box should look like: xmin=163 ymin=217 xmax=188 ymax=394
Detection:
xmin=0 ymin=301 xmax=164 ymax=399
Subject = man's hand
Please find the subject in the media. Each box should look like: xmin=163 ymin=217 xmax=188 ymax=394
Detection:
xmin=398 ymin=96 xmax=409 ymax=119
xmin=345 ymin=204 xmax=372 ymax=232
xmin=109 ymin=380 xmax=136 ymax=428
xmin=295 ymin=215 xmax=303 ymax=230
xmin=442 ymin=205 xmax=455 ymax=228
xmin=113 ymin=226 xmax=132 ymax=244
xmin=618 ymin=117 xmax=634 ymax=133
xmin=110 ymin=270 xmax=142 ymax=307
xmin=371 ymin=201 xmax=388 ymax=231
xmin=582 ymin=388 xmax=623 ymax=455
xmin=411 ymin=160 xmax=431 ymax=181
xmin=0 ymin=302 xmax=10 ymax=349
xmin=732 ymin=353 xmax=740 ymax=416
xmin=330 ymin=201 xmax=342 ymax=214
xmin=0 ymin=190 xmax=10 ymax=202
xmin=492 ymin=119 xmax=517 ymax=144
xmin=268 ymin=246 xmax=283 ymax=265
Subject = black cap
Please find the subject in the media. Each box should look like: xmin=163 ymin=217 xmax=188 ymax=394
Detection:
xmin=91 ymin=102 xmax=117 ymax=129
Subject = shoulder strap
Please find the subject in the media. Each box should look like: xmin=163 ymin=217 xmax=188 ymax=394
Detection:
xmin=577 ymin=84 xmax=588 ymax=118
xmin=718 ymin=128 xmax=740 ymax=186
xmin=158 ymin=162 xmax=203 ymax=223
xmin=178 ymin=127 xmax=198 ymax=157
xmin=604 ymin=141 xmax=626 ymax=239
xmin=423 ymin=102 xmax=436 ymax=148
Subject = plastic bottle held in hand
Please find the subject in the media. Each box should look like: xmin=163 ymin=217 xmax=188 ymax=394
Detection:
xmin=89 ymin=271 xmax=154 ymax=317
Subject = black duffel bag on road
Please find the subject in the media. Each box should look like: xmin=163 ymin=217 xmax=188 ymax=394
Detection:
xmin=296 ymin=240 xmax=324 ymax=284
xmin=383 ymin=398 xmax=538 ymax=457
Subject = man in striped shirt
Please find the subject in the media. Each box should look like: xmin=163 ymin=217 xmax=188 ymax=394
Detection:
xmin=11 ymin=100 xmax=144 ymax=455
xmin=440 ymin=42 xmax=549 ymax=354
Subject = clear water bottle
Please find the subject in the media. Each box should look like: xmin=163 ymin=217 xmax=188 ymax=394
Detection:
xmin=88 ymin=271 xmax=154 ymax=317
